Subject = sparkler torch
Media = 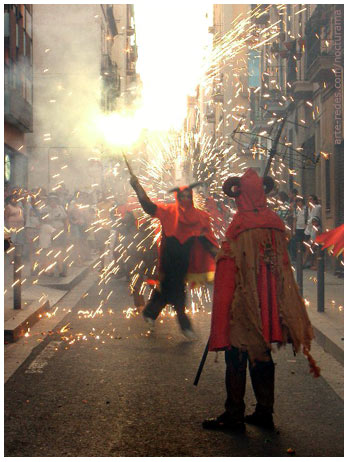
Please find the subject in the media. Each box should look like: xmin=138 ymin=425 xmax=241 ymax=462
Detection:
xmin=122 ymin=153 xmax=134 ymax=177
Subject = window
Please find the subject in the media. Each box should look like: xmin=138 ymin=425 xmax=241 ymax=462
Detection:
xmin=4 ymin=11 xmax=10 ymax=37
xmin=12 ymin=63 xmax=16 ymax=89
xmin=25 ymin=9 xmax=32 ymax=38
xmin=4 ymin=154 xmax=11 ymax=183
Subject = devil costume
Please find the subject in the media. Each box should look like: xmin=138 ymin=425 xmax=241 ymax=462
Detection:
xmin=203 ymin=168 xmax=319 ymax=432
xmin=130 ymin=177 xmax=218 ymax=335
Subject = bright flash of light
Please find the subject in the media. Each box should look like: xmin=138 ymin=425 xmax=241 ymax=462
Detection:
xmin=94 ymin=112 xmax=144 ymax=148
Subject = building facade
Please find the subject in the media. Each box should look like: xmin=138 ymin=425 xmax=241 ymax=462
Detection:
xmin=26 ymin=4 xmax=138 ymax=194
xmin=252 ymin=4 xmax=344 ymax=234
xmin=4 ymin=4 xmax=33 ymax=188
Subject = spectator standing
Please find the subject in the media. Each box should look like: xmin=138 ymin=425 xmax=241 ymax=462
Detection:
xmin=43 ymin=194 xmax=68 ymax=276
xmin=23 ymin=192 xmax=41 ymax=273
xmin=290 ymin=197 xmax=308 ymax=263
xmin=4 ymin=194 xmax=25 ymax=246
xmin=304 ymin=195 xmax=322 ymax=240
xmin=68 ymin=192 xmax=89 ymax=265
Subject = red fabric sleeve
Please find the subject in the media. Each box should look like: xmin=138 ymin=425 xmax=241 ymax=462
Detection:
xmin=209 ymin=257 xmax=236 ymax=351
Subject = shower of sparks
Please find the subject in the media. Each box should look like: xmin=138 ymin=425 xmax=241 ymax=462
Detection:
xmin=5 ymin=6 xmax=343 ymax=352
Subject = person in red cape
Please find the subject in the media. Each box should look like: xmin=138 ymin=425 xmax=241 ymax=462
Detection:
xmin=203 ymin=168 xmax=319 ymax=433
xmin=130 ymin=174 xmax=218 ymax=339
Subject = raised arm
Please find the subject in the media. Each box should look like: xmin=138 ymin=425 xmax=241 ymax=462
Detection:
xmin=130 ymin=175 xmax=157 ymax=216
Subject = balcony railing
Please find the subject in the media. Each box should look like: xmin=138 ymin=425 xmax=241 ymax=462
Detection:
xmin=291 ymin=81 xmax=314 ymax=101
xmin=305 ymin=44 xmax=335 ymax=82
xmin=206 ymin=107 xmax=215 ymax=123
xmin=212 ymin=92 xmax=223 ymax=103
xmin=4 ymin=85 xmax=33 ymax=132
xmin=305 ymin=5 xmax=335 ymax=82
xmin=126 ymin=62 xmax=136 ymax=76
xmin=101 ymin=54 xmax=117 ymax=77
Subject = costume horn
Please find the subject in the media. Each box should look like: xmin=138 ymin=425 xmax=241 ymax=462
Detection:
xmin=263 ymin=176 xmax=275 ymax=194
xmin=168 ymin=187 xmax=181 ymax=193
xmin=188 ymin=181 xmax=204 ymax=190
xmin=222 ymin=177 xmax=241 ymax=197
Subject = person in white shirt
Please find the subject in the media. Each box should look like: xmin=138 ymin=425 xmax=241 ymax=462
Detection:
xmin=290 ymin=197 xmax=308 ymax=262
xmin=305 ymin=195 xmax=321 ymax=239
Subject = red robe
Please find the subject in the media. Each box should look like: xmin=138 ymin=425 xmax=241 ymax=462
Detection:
xmin=208 ymin=169 xmax=317 ymax=375
xmin=153 ymin=187 xmax=218 ymax=286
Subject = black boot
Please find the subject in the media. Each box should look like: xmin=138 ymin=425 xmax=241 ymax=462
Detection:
xmin=246 ymin=355 xmax=275 ymax=430
xmin=203 ymin=412 xmax=246 ymax=433
xmin=244 ymin=410 xmax=274 ymax=430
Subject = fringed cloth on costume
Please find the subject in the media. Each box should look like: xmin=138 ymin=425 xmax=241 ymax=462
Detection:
xmin=209 ymin=228 xmax=320 ymax=377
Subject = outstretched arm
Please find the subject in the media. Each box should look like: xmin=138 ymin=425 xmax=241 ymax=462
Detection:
xmin=130 ymin=175 xmax=157 ymax=216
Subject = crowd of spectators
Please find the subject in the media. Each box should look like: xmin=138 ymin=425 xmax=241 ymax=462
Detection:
xmin=4 ymin=182 xmax=119 ymax=278
xmin=273 ymin=188 xmax=322 ymax=269
xmin=4 ymin=181 xmax=325 ymax=281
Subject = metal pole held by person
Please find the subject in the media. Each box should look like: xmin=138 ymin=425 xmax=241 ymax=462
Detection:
xmin=194 ymin=339 xmax=210 ymax=386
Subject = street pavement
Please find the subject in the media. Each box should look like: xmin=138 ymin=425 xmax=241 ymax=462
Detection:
xmin=4 ymin=274 xmax=344 ymax=457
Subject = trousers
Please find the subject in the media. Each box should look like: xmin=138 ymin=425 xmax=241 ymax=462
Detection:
xmin=224 ymin=347 xmax=275 ymax=421
xmin=142 ymin=288 xmax=192 ymax=331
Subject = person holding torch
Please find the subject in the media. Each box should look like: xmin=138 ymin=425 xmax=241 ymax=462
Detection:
xmin=126 ymin=156 xmax=218 ymax=339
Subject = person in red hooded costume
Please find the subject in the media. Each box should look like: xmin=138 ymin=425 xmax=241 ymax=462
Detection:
xmin=203 ymin=168 xmax=319 ymax=433
xmin=130 ymin=174 xmax=218 ymax=339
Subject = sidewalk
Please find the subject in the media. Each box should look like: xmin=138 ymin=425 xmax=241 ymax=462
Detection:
xmin=4 ymin=252 xmax=99 ymax=342
xmin=4 ymin=254 xmax=344 ymax=364
xmin=301 ymin=268 xmax=344 ymax=365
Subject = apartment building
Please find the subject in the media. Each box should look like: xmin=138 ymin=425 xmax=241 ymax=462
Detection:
xmin=254 ymin=4 xmax=343 ymax=234
xmin=110 ymin=4 xmax=138 ymax=108
xmin=4 ymin=4 xmax=33 ymax=188
xmin=184 ymin=4 xmax=267 ymax=189
xmin=26 ymin=4 xmax=138 ymax=193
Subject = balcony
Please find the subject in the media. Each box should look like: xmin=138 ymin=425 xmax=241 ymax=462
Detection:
xmin=187 ymin=96 xmax=197 ymax=108
xmin=305 ymin=5 xmax=335 ymax=82
xmin=306 ymin=51 xmax=335 ymax=83
xmin=101 ymin=54 xmax=117 ymax=78
xmin=4 ymin=85 xmax=33 ymax=132
xmin=126 ymin=62 xmax=136 ymax=76
xmin=291 ymin=81 xmax=314 ymax=101
xmin=106 ymin=6 xmax=118 ymax=36
xmin=212 ymin=91 xmax=223 ymax=103
xmin=206 ymin=108 xmax=215 ymax=123
xmin=128 ymin=45 xmax=138 ymax=63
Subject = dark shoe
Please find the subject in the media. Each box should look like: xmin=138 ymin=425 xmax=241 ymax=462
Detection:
xmin=202 ymin=412 xmax=246 ymax=433
xmin=244 ymin=412 xmax=274 ymax=430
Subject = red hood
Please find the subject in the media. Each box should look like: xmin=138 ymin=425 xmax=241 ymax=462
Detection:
xmin=235 ymin=168 xmax=267 ymax=212
xmin=173 ymin=186 xmax=194 ymax=212
xmin=226 ymin=168 xmax=285 ymax=239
